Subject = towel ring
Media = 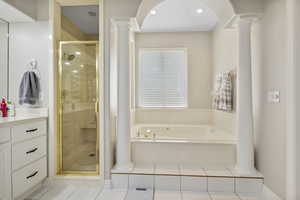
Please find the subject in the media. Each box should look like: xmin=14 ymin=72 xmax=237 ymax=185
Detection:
xmin=28 ymin=59 xmax=38 ymax=70
xmin=27 ymin=59 xmax=41 ymax=78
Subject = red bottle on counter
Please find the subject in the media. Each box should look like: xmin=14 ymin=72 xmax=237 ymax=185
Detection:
xmin=1 ymin=97 xmax=8 ymax=117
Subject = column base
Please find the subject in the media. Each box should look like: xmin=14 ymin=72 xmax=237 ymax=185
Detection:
xmin=111 ymin=163 xmax=134 ymax=173
xmin=234 ymin=165 xmax=257 ymax=176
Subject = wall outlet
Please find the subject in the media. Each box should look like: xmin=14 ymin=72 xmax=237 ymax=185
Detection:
xmin=268 ymin=90 xmax=280 ymax=103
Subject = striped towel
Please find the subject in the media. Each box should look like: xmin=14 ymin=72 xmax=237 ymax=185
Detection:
xmin=213 ymin=71 xmax=233 ymax=112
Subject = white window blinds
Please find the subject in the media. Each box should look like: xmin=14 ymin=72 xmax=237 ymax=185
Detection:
xmin=138 ymin=49 xmax=187 ymax=108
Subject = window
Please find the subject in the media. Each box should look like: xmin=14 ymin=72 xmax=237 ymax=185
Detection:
xmin=138 ymin=48 xmax=187 ymax=108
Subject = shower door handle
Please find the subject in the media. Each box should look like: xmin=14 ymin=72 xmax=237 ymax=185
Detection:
xmin=95 ymin=101 xmax=99 ymax=113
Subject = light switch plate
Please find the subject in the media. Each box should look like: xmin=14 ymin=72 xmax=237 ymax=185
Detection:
xmin=268 ymin=90 xmax=280 ymax=103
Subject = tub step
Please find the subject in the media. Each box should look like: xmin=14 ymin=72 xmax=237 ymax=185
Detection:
xmin=111 ymin=164 xmax=264 ymax=194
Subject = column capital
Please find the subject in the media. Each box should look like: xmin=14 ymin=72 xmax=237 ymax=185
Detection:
xmin=239 ymin=13 xmax=262 ymax=24
xmin=225 ymin=13 xmax=262 ymax=29
xmin=111 ymin=18 xmax=131 ymax=27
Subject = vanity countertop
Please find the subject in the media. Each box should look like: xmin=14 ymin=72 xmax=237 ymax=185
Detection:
xmin=0 ymin=108 xmax=48 ymax=127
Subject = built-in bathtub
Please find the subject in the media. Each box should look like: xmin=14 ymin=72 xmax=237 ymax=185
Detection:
xmin=131 ymin=124 xmax=237 ymax=166
xmin=132 ymin=124 xmax=236 ymax=144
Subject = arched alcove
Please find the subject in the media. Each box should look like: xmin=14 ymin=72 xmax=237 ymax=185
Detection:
xmin=136 ymin=0 xmax=236 ymax=30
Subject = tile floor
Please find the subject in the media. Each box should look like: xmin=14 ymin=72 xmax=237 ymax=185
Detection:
xmin=26 ymin=179 xmax=102 ymax=200
xmin=97 ymin=189 xmax=261 ymax=200
xmin=25 ymin=180 xmax=261 ymax=200
xmin=24 ymin=164 xmax=264 ymax=200
xmin=26 ymin=180 xmax=261 ymax=200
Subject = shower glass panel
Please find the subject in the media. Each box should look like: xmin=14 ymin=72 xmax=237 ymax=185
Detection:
xmin=59 ymin=41 xmax=99 ymax=175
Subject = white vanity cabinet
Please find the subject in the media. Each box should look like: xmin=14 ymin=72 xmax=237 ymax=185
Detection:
xmin=0 ymin=127 xmax=12 ymax=200
xmin=0 ymin=118 xmax=47 ymax=200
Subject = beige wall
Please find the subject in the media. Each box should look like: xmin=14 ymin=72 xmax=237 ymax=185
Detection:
xmin=212 ymin=26 xmax=238 ymax=111
xmin=296 ymin=1 xmax=300 ymax=197
xmin=212 ymin=27 xmax=237 ymax=79
xmin=135 ymin=32 xmax=213 ymax=109
xmin=253 ymin=0 xmax=287 ymax=198
xmin=212 ymin=0 xmax=237 ymax=110
xmin=212 ymin=0 xmax=289 ymax=198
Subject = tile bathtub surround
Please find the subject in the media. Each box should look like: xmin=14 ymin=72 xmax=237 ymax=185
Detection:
xmin=155 ymin=163 xmax=180 ymax=175
xmin=228 ymin=168 xmax=264 ymax=179
xmin=204 ymin=167 xmax=233 ymax=177
xmin=179 ymin=164 xmax=206 ymax=176
xmin=112 ymin=174 xmax=129 ymax=189
xmin=132 ymin=163 xmax=155 ymax=174
xmin=235 ymin=178 xmax=263 ymax=194
xmin=124 ymin=189 xmax=154 ymax=200
xmin=181 ymin=176 xmax=208 ymax=192
xmin=207 ymin=177 xmax=235 ymax=193
xmin=129 ymin=175 xmax=154 ymax=190
xmin=154 ymin=175 xmax=181 ymax=191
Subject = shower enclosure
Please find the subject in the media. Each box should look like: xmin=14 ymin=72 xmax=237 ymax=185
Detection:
xmin=58 ymin=41 xmax=99 ymax=175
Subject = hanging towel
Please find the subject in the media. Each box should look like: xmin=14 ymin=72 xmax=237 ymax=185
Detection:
xmin=213 ymin=71 xmax=233 ymax=112
xmin=19 ymin=71 xmax=41 ymax=105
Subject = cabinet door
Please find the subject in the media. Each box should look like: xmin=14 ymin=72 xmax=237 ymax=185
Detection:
xmin=0 ymin=143 xmax=11 ymax=200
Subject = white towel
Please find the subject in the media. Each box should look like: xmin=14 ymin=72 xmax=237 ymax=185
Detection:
xmin=213 ymin=71 xmax=233 ymax=112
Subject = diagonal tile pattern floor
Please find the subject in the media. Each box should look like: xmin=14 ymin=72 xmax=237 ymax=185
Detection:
xmin=97 ymin=189 xmax=261 ymax=200
xmin=26 ymin=180 xmax=262 ymax=200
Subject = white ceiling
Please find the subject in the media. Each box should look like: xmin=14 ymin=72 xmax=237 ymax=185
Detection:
xmin=0 ymin=0 xmax=34 ymax=22
xmin=62 ymin=5 xmax=99 ymax=35
xmin=141 ymin=0 xmax=219 ymax=32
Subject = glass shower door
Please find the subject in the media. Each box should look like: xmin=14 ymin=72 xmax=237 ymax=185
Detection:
xmin=59 ymin=41 xmax=99 ymax=175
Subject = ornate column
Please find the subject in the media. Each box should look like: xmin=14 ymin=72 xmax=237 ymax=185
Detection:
xmin=112 ymin=19 xmax=133 ymax=172
xmin=236 ymin=16 xmax=256 ymax=174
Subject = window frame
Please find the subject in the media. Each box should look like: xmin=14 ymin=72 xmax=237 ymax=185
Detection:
xmin=137 ymin=47 xmax=188 ymax=108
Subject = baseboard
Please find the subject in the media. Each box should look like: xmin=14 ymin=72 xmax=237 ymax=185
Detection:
xmin=262 ymin=185 xmax=282 ymax=200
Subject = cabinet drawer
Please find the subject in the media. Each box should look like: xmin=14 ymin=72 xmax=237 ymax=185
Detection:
xmin=12 ymin=157 xmax=47 ymax=199
xmin=12 ymin=136 xmax=47 ymax=171
xmin=0 ymin=127 xmax=10 ymax=144
xmin=12 ymin=120 xmax=46 ymax=143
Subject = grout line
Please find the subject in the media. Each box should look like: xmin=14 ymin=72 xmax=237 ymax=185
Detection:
xmin=234 ymin=176 xmax=237 ymax=193
xmin=208 ymin=192 xmax=213 ymax=200
xmin=179 ymin=170 xmax=182 ymax=194
xmin=236 ymin=193 xmax=242 ymax=200
xmin=206 ymin=176 xmax=209 ymax=193
xmin=123 ymin=189 xmax=129 ymax=200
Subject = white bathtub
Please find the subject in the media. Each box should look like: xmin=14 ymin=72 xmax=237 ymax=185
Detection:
xmin=131 ymin=124 xmax=237 ymax=166
xmin=132 ymin=124 xmax=236 ymax=144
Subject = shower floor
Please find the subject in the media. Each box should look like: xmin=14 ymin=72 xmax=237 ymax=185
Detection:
xmin=63 ymin=141 xmax=97 ymax=172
